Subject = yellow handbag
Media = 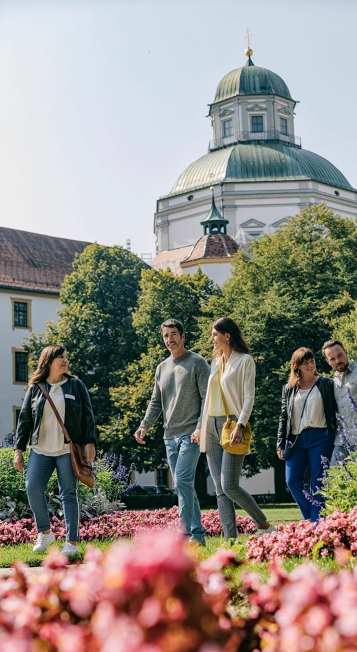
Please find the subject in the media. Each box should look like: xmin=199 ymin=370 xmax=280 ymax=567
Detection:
xmin=218 ymin=361 xmax=253 ymax=455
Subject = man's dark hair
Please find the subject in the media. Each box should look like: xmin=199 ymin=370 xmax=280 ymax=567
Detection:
xmin=160 ymin=319 xmax=184 ymax=336
xmin=322 ymin=339 xmax=346 ymax=357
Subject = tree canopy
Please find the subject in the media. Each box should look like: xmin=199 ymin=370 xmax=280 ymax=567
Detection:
xmin=100 ymin=268 xmax=220 ymax=471
xmin=196 ymin=204 xmax=357 ymax=497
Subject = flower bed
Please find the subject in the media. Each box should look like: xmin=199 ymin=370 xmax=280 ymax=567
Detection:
xmin=244 ymin=559 xmax=357 ymax=651
xmin=0 ymin=507 xmax=256 ymax=546
xmin=0 ymin=531 xmax=245 ymax=652
xmin=1 ymin=528 xmax=357 ymax=650
xmin=246 ymin=507 xmax=357 ymax=562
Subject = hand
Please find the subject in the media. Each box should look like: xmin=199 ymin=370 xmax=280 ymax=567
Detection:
xmin=230 ymin=424 xmax=244 ymax=446
xmin=191 ymin=428 xmax=201 ymax=444
xmin=277 ymin=449 xmax=285 ymax=460
xmin=13 ymin=450 xmax=24 ymax=472
xmin=135 ymin=427 xmax=147 ymax=445
xmin=85 ymin=443 xmax=96 ymax=464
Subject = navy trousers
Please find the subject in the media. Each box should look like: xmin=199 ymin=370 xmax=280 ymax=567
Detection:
xmin=285 ymin=427 xmax=334 ymax=522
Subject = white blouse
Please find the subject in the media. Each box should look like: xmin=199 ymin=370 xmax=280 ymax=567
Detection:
xmin=291 ymin=385 xmax=326 ymax=435
xmin=31 ymin=379 xmax=70 ymax=457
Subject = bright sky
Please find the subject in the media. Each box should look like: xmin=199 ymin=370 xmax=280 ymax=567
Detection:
xmin=0 ymin=0 xmax=356 ymax=259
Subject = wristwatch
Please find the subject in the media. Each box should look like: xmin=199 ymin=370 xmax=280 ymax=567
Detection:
xmin=238 ymin=423 xmax=246 ymax=431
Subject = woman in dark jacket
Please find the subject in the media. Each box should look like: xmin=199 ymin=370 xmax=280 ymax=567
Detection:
xmin=13 ymin=345 xmax=96 ymax=555
xmin=277 ymin=347 xmax=337 ymax=522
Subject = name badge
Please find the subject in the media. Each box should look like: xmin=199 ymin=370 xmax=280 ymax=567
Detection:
xmin=65 ymin=394 xmax=76 ymax=400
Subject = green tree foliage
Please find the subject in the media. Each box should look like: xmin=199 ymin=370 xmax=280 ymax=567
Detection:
xmin=100 ymin=268 xmax=220 ymax=471
xmin=133 ymin=267 xmax=220 ymax=350
xmin=25 ymin=244 xmax=145 ymax=427
xmin=196 ymin=204 xmax=357 ymax=497
xmin=333 ymin=305 xmax=357 ymax=358
xmin=23 ymin=321 xmax=59 ymax=372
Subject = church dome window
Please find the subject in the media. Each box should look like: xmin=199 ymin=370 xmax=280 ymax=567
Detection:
xmin=280 ymin=117 xmax=288 ymax=135
xmin=223 ymin=119 xmax=233 ymax=138
xmin=334 ymin=190 xmax=340 ymax=196
xmin=251 ymin=115 xmax=264 ymax=133
xmin=187 ymin=194 xmax=194 ymax=201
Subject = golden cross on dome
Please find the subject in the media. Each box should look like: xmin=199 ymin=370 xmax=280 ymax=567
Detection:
xmin=245 ymin=28 xmax=253 ymax=57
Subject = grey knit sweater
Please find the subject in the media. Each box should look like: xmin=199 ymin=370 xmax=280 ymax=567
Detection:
xmin=140 ymin=350 xmax=210 ymax=439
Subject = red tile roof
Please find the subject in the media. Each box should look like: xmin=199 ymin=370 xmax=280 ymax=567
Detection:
xmin=182 ymin=233 xmax=239 ymax=263
xmin=0 ymin=227 xmax=90 ymax=293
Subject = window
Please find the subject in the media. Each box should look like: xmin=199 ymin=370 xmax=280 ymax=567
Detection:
xmin=280 ymin=117 xmax=288 ymax=135
xmin=251 ymin=115 xmax=263 ymax=133
xmin=222 ymin=119 xmax=233 ymax=138
xmin=14 ymin=351 xmax=28 ymax=383
xmin=14 ymin=302 xmax=28 ymax=327
xmin=11 ymin=298 xmax=31 ymax=329
xmin=156 ymin=468 xmax=168 ymax=486
xmin=13 ymin=407 xmax=21 ymax=431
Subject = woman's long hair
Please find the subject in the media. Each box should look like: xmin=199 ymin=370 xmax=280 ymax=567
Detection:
xmin=212 ymin=317 xmax=250 ymax=358
xmin=29 ymin=345 xmax=70 ymax=385
xmin=287 ymin=347 xmax=318 ymax=388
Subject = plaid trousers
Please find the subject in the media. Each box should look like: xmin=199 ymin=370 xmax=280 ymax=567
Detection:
xmin=206 ymin=415 xmax=266 ymax=537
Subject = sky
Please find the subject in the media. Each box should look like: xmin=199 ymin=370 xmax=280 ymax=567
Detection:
xmin=0 ymin=0 xmax=356 ymax=259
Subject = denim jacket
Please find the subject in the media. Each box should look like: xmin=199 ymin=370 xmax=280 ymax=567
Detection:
xmin=15 ymin=377 xmax=97 ymax=451
xmin=276 ymin=376 xmax=337 ymax=451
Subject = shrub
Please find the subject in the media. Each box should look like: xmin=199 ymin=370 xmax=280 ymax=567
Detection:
xmin=0 ymin=449 xmax=133 ymax=518
xmin=320 ymin=392 xmax=357 ymax=515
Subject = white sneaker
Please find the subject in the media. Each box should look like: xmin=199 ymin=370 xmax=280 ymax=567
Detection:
xmin=61 ymin=542 xmax=79 ymax=556
xmin=33 ymin=530 xmax=55 ymax=552
xmin=256 ymin=525 xmax=277 ymax=536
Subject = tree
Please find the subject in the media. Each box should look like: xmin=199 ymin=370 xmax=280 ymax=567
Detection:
xmin=101 ymin=268 xmax=220 ymax=487
xmin=24 ymin=244 xmax=145 ymax=428
xmin=196 ymin=204 xmax=357 ymax=498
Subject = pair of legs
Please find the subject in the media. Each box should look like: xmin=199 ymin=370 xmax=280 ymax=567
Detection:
xmin=285 ymin=427 xmax=334 ymax=522
xmin=165 ymin=435 xmax=206 ymax=544
xmin=206 ymin=416 xmax=268 ymax=538
xmin=26 ymin=450 xmax=79 ymax=543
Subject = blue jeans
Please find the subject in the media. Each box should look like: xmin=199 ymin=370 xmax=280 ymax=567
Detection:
xmin=165 ymin=435 xmax=206 ymax=544
xmin=285 ymin=427 xmax=334 ymax=522
xmin=26 ymin=451 xmax=79 ymax=541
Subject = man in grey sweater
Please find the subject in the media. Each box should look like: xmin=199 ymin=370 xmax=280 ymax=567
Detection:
xmin=135 ymin=318 xmax=210 ymax=544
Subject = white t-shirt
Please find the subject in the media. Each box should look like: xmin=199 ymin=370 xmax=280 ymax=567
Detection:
xmin=31 ymin=379 xmax=70 ymax=457
xmin=291 ymin=385 xmax=327 ymax=435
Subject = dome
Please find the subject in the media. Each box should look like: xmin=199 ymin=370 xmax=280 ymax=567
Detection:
xmin=169 ymin=142 xmax=354 ymax=195
xmin=182 ymin=233 xmax=239 ymax=264
xmin=213 ymin=59 xmax=293 ymax=104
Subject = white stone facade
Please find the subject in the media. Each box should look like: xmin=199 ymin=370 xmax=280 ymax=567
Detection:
xmin=154 ymin=180 xmax=357 ymax=256
xmin=0 ymin=289 xmax=60 ymax=440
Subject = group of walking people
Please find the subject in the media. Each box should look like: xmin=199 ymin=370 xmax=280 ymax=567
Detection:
xmin=12 ymin=319 xmax=357 ymax=553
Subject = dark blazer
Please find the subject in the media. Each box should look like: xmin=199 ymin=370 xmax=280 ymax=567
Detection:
xmin=276 ymin=376 xmax=337 ymax=451
xmin=15 ymin=377 xmax=97 ymax=451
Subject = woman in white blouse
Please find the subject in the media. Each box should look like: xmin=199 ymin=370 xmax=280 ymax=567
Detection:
xmin=277 ymin=347 xmax=337 ymax=521
xmin=14 ymin=345 xmax=96 ymax=555
xmin=195 ymin=317 xmax=275 ymax=538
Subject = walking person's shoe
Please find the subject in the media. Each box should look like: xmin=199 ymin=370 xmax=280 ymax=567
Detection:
xmin=33 ymin=530 xmax=55 ymax=552
xmin=256 ymin=525 xmax=277 ymax=535
xmin=61 ymin=542 xmax=79 ymax=556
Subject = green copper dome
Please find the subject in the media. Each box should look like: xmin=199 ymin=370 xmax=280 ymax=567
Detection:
xmin=213 ymin=59 xmax=293 ymax=104
xmin=169 ymin=142 xmax=354 ymax=195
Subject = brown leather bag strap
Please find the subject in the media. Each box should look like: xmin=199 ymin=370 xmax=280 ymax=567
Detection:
xmin=36 ymin=383 xmax=72 ymax=444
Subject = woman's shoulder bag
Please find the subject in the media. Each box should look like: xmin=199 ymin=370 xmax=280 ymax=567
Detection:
xmin=37 ymin=383 xmax=95 ymax=488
